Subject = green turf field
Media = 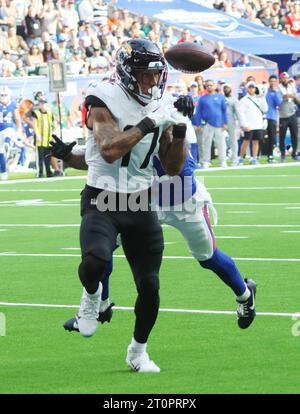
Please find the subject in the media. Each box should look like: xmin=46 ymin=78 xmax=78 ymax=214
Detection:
xmin=0 ymin=165 xmax=300 ymax=394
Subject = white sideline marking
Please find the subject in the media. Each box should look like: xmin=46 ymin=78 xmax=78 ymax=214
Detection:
xmin=1 ymin=223 xmax=300 ymax=229
xmin=214 ymin=203 xmax=300 ymax=206
xmin=285 ymin=207 xmax=300 ymax=210
xmin=0 ymin=229 xmax=7 ymax=232
xmin=195 ymin=162 xmax=300 ymax=171
xmin=280 ymin=231 xmax=300 ymax=234
xmin=0 ymin=176 xmax=87 ymax=185
xmin=215 ymin=236 xmax=248 ymax=239
xmin=207 ymin=187 xmax=300 ymax=190
xmin=0 ymin=189 xmax=81 ymax=192
xmin=0 ymin=301 xmax=298 ymax=318
xmin=202 ymin=174 xmax=300 ymax=178
xmin=0 ymin=252 xmax=299 ymax=262
xmin=0 ymin=224 xmax=79 ymax=227
xmin=226 ymin=211 xmax=255 ymax=214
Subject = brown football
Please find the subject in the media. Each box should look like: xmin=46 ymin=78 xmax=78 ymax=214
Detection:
xmin=164 ymin=42 xmax=215 ymax=73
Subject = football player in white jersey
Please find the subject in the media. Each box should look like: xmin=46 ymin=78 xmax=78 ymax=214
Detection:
xmin=65 ymin=39 xmax=187 ymax=373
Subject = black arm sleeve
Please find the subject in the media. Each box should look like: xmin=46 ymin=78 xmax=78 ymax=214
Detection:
xmin=85 ymin=95 xmax=107 ymax=109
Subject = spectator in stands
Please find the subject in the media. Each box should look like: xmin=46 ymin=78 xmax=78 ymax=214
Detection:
xmin=193 ymin=80 xmax=228 ymax=169
xmin=42 ymin=0 xmax=60 ymax=38
xmin=42 ymin=40 xmax=55 ymax=62
xmin=233 ymin=54 xmax=251 ymax=67
xmin=223 ymin=84 xmax=240 ymax=166
xmin=0 ymin=0 xmax=16 ymax=28
xmin=129 ymin=20 xmax=146 ymax=39
xmin=120 ymin=8 xmax=133 ymax=36
xmin=260 ymin=7 xmax=273 ymax=27
xmin=58 ymin=1 xmax=79 ymax=31
xmin=140 ymin=15 xmax=152 ymax=37
xmin=194 ymin=75 xmax=207 ymax=96
xmin=285 ymin=2 xmax=300 ymax=37
xmin=0 ymin=50 xmax=16 ymax=75
xmin=88 ymin=46 xmax=109 ymax=72
xmin=66 ymin=50 xmax=86 ymax=75
xmin=25 ymin=44 xmax=44 ymax=75
xmin=278 ymin=72 xmax=300 ymax=161
xmin=161 ymin=26 xmax=178 ymax=45
xmin=7 ymin=25 xmax=28 ymax=55
xmin=271 ymin=15 xmax=284 ymax=31
xmin=78 ymin=0 xmax=94 ymax=23
xmin=93 ymin=0 xmax=108 ymax=26
xmin=237 ymin=81 xmax=268 ymax=165
xmin=13 ymin=58 xmax=26 ymax=76
xmin=178 ymin=29 xmax=192 ymax=43
xmin=265 ymin=74 xmax=283 ymax=162
xmin=219 ymin=51 xmax=232 ymax=67
xmin=108 ymin=8 xmax=120 ymax=32
xmin=25 ymin=6 xmax=44 ymax=47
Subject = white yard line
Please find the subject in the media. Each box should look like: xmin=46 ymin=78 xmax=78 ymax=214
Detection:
xmin=215 ymin=236 xmax=248 ymax=239
xmin=1 ymin=223 xmax=300 ymax=228
xmin=0 ymin=176 xmax=87 ymax=185
xmin=280 ymin=231 xmax=300 ymax=234
xmin=207 ymin=187 xmax=300 ymax=190
xmin=0 ymin=301 xmax=298 ymax=318
xmin=0 ymin=189 xmax=82 ymax=192
xmin=285 ymin=207 xmax=300 ymax=209
xmin=0 ymin=252 xmax=299 ymax=261
xmin=226 ymin=211 xmax=255 ymax=214
xmin=214 ymin=203 xmax=300 ymax=206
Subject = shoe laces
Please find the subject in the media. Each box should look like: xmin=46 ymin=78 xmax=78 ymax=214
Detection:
xmin=79 ymin=290 xmax=100 ymax=320
xmin=237 ymin=301 xmax=250 ymax=317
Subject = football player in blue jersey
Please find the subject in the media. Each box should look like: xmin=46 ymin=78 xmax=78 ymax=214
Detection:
xmin=50 ymin=94 xmax=257 ymax=337
xmin=0 ymin=85 xmax=23 ymax=180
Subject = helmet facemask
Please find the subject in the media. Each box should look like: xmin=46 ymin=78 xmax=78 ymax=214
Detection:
xmin=116 ymin=39 xmax=168 ymax=104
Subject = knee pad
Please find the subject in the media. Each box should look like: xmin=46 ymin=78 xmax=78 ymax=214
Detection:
xmin=79 ymin=254 xmax=109 ymax=284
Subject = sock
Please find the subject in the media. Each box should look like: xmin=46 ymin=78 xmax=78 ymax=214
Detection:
xmin=129 ymin=337 xmax=147 ymax=354
xmin=100 ymin=298 xmax=110 ymax=313
xmin=101 ymin=258 xmax=113 ymax=301
xmin=86 ymin=281 xmax=102 ymax=296
xmin=0 ymin=153 xmax=6 ymax=173
xmin=236 ymin=288 xmax=250 ymax=302
xmin=200 ymin=248 xmax=247 ymax=296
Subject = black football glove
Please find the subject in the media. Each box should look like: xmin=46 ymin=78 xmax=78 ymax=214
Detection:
xmin=174 ymin=95 xmax=194 ymax=119
xmin=48 ymin=134 xmax=76 ymax=161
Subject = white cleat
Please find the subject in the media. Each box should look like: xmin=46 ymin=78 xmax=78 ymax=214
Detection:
xmin=78 ymin=283 xmax=102 ymax=337
xmin=1 ymin=172 xmax=8 ymax=180
xmin=126 ymin=346 xmax=160 ymax=373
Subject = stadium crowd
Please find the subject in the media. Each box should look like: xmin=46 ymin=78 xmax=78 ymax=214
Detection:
xmin=0 ymin=0 xmax=300 ymax=179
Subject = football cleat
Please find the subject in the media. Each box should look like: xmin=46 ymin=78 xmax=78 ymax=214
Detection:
xmin=97 ymin=302 xmax=115 ymax=323
xmin=126 ymin=346 xmax=160 ymax=373
xmin=77 ymin=284 xmax=102 ymax=337
xmin=237 ymin=278 xmax=257 ymax=329
xmin=63 ymin=303 xmax=115 ymax=332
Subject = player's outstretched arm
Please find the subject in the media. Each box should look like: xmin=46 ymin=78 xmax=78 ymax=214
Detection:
xmin=158 ymin=124 xmax=186 ymax=176
xmin=89 ymin=105 xmax=177 ymax=164
xmin=48 ymin=134 xmax=88 ymax=170
xmin=89 ymin=107 xmax=146 ymax=164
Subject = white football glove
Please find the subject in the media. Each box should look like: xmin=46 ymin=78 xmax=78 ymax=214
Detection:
xmin=147 ymin=104 xmax=177 ymax=128
xmin=171 ymin=110 xmax=188 ymax=125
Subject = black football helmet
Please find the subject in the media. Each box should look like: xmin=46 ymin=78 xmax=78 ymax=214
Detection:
xmin=116 ymin=38 xmax=168 ymax=103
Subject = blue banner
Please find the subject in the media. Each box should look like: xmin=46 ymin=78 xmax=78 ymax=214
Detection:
xmin=117 ymin=0 xmax=300 ymax=72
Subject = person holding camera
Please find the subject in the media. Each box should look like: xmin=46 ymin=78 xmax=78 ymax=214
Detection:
xmin=237 ymin=81 xmax=268 ymax=165
xmin=278 ymin=72 xmax=300 ymax=161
